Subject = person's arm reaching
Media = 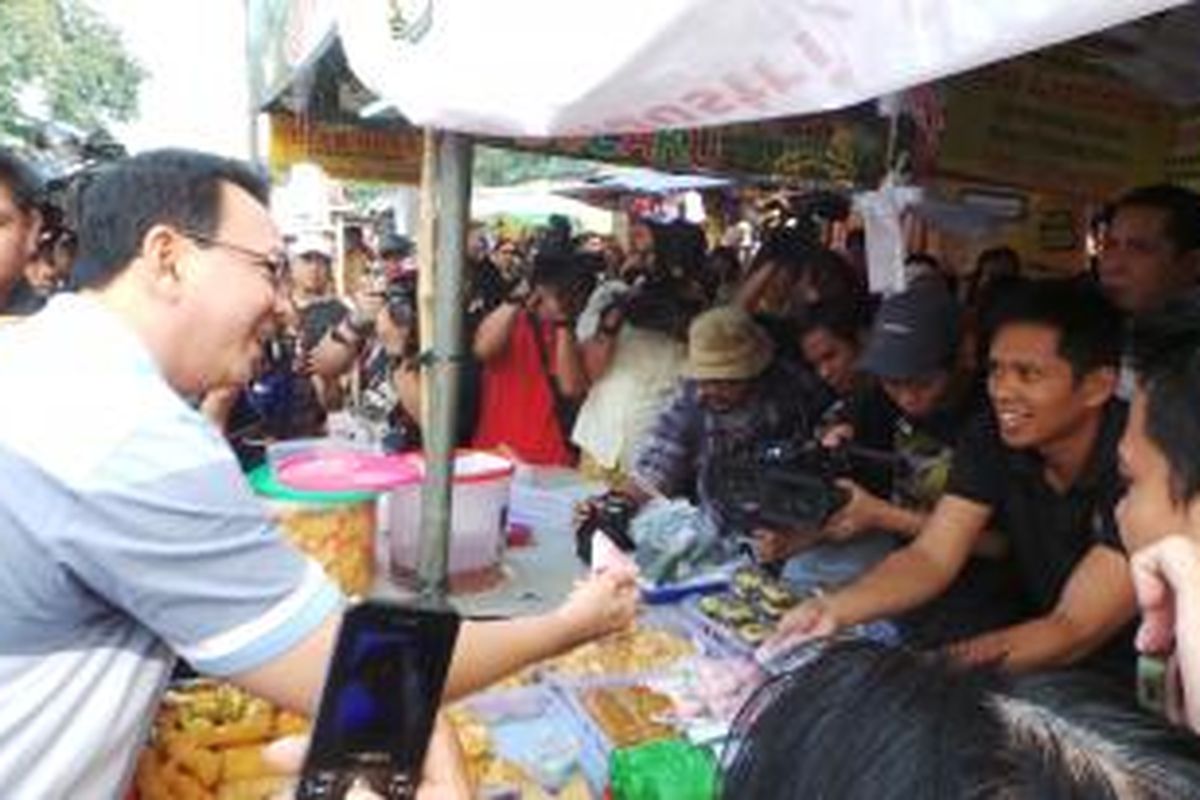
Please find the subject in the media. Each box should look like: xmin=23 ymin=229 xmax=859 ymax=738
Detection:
xmin=734 ymin=261 xmax=780 ymax=312
xmin=769 ymin=494 xmax=992 ymax=644
xmin=823 ymin=479 xmax=1007 ymax=555
xmin=947 ymin=544 xmax=1136 ymax=673
xmin=232 ymin=571 xmax=639 ymax=715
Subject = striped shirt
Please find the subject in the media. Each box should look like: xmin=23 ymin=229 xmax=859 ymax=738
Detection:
xmin=0 ymin=294 xmax=342 ymax=798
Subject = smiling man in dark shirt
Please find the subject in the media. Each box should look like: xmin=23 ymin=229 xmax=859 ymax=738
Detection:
xmin=770 ymin=280 xmax=1138 ymax=683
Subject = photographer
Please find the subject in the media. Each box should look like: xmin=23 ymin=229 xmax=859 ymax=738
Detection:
xmin=471 ymin=251 xmax=594 ymax=466
xmin=359 ymin=279 xmax=424 ymax=451
xmin=787 ymin=285 xmax=1021 ymax=638
xmin=572 ymin=274 xmax=692 ymax=481
xmin=596 ymin=306 xmax=828 ymax=537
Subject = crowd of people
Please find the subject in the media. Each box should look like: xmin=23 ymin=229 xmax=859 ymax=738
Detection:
xmin=4 ymin=142 xmax=1200 ymax=798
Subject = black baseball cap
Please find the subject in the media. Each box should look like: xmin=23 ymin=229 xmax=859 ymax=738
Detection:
xmin=859 ymin=285 xmax=960 ymax=380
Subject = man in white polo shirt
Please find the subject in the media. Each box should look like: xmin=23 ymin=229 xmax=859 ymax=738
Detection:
xmin=0 ymin=150 xmax=637 ymax=798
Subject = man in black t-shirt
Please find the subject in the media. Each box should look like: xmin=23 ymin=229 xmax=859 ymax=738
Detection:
xmin=791 ymin=285 xmax=1023 ymax=642
xmin=770 ymin=281 xmax=1138 ymax=684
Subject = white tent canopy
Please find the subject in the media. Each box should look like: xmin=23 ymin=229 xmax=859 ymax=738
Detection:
xmin=337 ymin=0 xmax=1185 ymax=138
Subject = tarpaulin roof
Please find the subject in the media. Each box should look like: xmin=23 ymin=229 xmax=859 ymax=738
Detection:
xmin=334 ymin=0 xmax=1187 ymax=137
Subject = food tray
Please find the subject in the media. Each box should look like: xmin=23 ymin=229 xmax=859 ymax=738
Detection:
xmin=555 ymin=678 xmax=681 ymax=761
xmin=536 ymin=605 xmax=740 ymax=688
xmin=457 ymin=684 xmax=610 ymax=796
xmin=677 ymin=567 xmax=803 ymax=656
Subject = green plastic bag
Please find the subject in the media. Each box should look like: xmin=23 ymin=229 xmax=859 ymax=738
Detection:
xmin=610 ymin=738 xmax=717 ymax=800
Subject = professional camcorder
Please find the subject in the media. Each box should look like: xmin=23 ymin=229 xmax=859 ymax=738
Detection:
xmin=574 ymin=491 xmax=639 ymax=565
xmin=712 ymin=435 xmax=904 ymax=535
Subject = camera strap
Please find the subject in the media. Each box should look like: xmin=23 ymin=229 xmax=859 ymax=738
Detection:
xmin=526 ymin=309 xmax=580 ymax=452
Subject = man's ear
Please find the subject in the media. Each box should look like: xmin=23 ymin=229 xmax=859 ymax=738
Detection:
xmin=136 ymin=224 xmax=189 ymax=300
xmin=1081 ymin=366 xmax=1118 ymax=409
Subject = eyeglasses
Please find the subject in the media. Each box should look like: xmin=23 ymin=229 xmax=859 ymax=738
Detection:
xmin=182 ymin=230 xmax=289 ymax=289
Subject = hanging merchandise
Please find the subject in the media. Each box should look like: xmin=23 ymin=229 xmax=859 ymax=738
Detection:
xmin=854 ymin=185 xmax=923 ymax=296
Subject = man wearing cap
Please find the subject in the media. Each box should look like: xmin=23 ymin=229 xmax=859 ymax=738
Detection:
xmin=769 ymin=280 xmax=1138 ymax=683
xmin=615 ymin=306 xmax=828 ymax=534
xmin=378 ymin=232 xmax=416 ymax=285
xmin=289 ymin=231 xmax=350 ymax=352
xmin=792 ymin=285 xmax=1022 ymax=641
xmin=824 ymin=285 xmax=976 ymax=541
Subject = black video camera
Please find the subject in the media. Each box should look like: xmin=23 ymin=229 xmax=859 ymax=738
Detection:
xmin=574 ymin=491 xmax=639 ymax=565
xmin=713 ymin=436 xmax=902 ymax=535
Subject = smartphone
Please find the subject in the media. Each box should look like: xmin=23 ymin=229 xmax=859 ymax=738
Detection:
xmin=297 ymin=600 xmax=461 ymax=799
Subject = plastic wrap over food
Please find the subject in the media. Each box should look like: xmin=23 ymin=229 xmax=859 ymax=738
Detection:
xmin=630 ymin=499 xmax=736 ymax=586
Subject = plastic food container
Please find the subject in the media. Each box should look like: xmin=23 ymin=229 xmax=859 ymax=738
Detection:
xmin=248 ymin=464 xmax=378 ymax=597
xmin=264 ymin=436 xmax=376 ymax=478
xmin=388 ymin=450 xmax=515 ymax=594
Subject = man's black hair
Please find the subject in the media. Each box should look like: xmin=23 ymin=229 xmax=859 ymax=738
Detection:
xmin=530 ymin=250 xmax=597 ymax=309
xmin=1113 ymin=183 xmax=1200 ymax=256
xmin=797 ymin=299 xmax=864 ymax=347
xmin=721 ymin=640 xmax=1200 ymax=800
xmin=751 ymin=222 xmax=820 ymax=273
xmin=0 ymin=148 xmax=44 ymax=213
xmin=989 ymin=278 xmax=1122 ymax=380
xmin=1133 ymin=299 xmax=1200 ymax=505
xmin=74 ymin=148 xmax=269 ymax=288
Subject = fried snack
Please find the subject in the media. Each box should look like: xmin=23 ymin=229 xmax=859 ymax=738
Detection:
xmin=542 ymin=626 xmax=696 ymax=678
xmin=164 ymin=737 xmax=222 ymax=787
xmin=698 ymin=595 xmax=757 ymax=626
xmin=273 ymin=710 xmax=311 ymax=737
xmin=731 ymin=567 xmax=766 ymax=598
xmin=138 ymin=682 xmax=307 ymax=800
xmin=582 ymin=686 xmax=676 ymax=748
xmin=736 ymin=622 xmax=771 ymax=645
xmin=220 ymin=745 xmax=271 ymax=782
xmin=217 ymin=777 xmax=293 ymax=800
xmin=272 ymin=501 xmax=376 ymax=596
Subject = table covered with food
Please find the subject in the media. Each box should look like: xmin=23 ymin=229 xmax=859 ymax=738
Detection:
xmin=133 ymin=450 xmax=814 ymax=799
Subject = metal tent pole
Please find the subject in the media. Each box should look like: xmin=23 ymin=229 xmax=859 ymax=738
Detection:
xmin=416 ymin=129 xmax=474 ymax=599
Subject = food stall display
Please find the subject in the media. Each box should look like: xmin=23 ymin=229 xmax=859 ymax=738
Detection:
xmin=247 ymin=464 xmax=378 ymax=597
xmin=691 ymin=567 xmax=802 ymax=649
xmin=135 ymin=682 xmax=309 ymax=800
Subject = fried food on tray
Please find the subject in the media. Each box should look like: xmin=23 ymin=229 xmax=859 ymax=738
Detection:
xmin=137 ymin=681 xmax=309 ymax=800
xmin=542 ymin=625 xmax=696 ymax=678
xmin=582 ymin=685 xmax=676 ymax=748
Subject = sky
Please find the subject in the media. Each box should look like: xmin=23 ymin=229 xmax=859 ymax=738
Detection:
xmin=86 ymin=0 xmax=254 ymax=159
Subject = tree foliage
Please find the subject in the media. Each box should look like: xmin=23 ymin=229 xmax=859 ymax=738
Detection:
xmin=0 ymin=0 xmax=145 ymax=143
xmin=473 ymin=145 xmax=599 ymax=187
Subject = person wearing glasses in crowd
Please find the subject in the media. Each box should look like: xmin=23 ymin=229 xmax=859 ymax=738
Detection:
xmin=0 ymin=150 xmax=639 ymax=797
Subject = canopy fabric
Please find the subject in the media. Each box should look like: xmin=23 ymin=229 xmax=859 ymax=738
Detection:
xmin=336 ymin=0 xmax=1184 ymax=138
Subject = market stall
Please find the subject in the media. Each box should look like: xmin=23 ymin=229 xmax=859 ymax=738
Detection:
xmin=136 ymin=451 xmax=819 ymax=799
xmin=154 ymin=2 xmax=1200 ymax=797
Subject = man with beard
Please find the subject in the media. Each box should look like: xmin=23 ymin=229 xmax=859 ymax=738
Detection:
xmin=606 ymin=306 xmax=828 ymax=536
